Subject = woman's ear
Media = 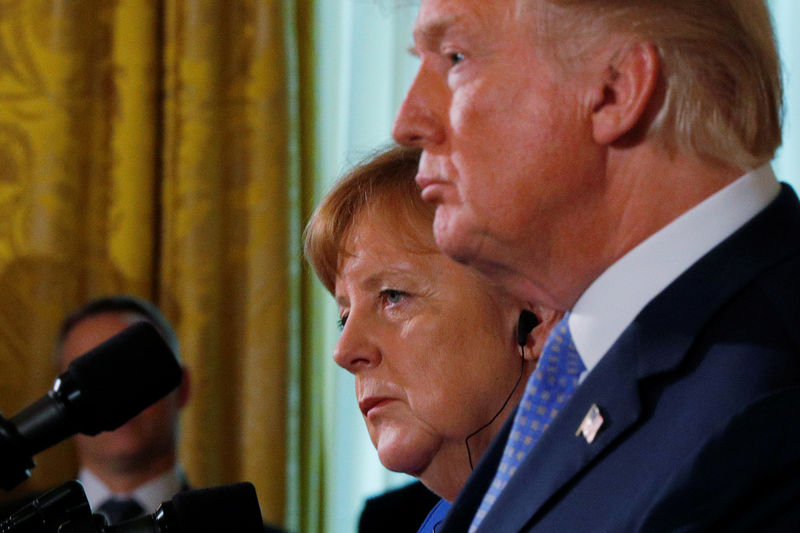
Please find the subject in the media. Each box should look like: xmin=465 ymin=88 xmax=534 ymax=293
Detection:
xmin=590 ymin=41 xmax=660 ymax=145
xmin=522 ymin=306 xmax=564 ymax=362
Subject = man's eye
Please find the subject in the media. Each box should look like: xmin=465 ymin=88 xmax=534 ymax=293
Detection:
xmin=449 ymin=52 xmax=465 ymax=65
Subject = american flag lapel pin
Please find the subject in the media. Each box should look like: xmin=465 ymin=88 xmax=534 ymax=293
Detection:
xmin=576 ymin=403 xmax=604 ymax=444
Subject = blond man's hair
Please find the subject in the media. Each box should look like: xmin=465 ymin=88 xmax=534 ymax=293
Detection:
xmin=530 ymin=0 xmax=782 ymax=170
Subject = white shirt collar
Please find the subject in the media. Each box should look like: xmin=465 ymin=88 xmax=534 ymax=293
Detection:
xmin=569 ymin=164 xmax=780 ymax=379
xmin=79 ymin=466 xmax=185 ymax=515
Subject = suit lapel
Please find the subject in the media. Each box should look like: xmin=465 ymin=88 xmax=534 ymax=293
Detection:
xmin=443 ymin=185 xmax=800 ymax=533
xmin=479 ymin=327 xmax=645 ymax=533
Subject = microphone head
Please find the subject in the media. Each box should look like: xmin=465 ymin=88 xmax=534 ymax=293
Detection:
xmin=170 ymin=482 xmax=264 ymax=533
xmin=58 ymin=321 xmax=183 ymax=436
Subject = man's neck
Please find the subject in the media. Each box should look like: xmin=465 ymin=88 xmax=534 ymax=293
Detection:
xmin=84 ymin=453 xmax=176 ymax=494
xmin=523 ymin=148 xmax=744 ymax=310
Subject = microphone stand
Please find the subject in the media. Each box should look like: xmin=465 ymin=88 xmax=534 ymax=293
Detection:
xmin=0 ymin=480 xmax=99 ymax=533
xmin=0 ymin=412 xmax=34 ymax=491
xmin=1 ymin=480 xmax=265 ymax=533
xmin=59 ymin=513 xmax=110 ymax=533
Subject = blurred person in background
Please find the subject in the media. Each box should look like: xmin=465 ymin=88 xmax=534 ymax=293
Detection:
xmin=53 ymin=295 xmax=191 ymax=524
xmin=0 ymin=295 xmax=190 ymax=523
xmin=2 ymin=295 xmax=285 ymax=532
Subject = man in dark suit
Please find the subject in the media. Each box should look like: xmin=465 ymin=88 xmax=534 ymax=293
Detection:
xmin=0 ymin=296 xmax=191 ymax=523
xmin=393 ymin=1 xmax=800 ymax=531
xmin=53 ymin=296 xmax=192 ymax=523
xmin=1 ymin=297 xmax=284 ymax=532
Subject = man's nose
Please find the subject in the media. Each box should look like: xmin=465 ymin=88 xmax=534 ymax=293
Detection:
xmin=393 ymin=66 xmax=447 ymax=147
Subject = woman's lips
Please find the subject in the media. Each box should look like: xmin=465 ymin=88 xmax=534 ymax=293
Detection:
xmin=359 ymin=396 xmax=397 ymax=418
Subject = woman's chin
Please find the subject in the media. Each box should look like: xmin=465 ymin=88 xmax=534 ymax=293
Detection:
xmin=375 ymin=426 xmax=440 ymax=476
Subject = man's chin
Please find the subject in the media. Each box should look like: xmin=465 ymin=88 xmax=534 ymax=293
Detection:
xmin=433 ymin=215 xmax=482 ymax=267
xmin=106 ymin=453 xmax=160 ymax=474
xmin=85 ymin=445 xmax=152 ymax=469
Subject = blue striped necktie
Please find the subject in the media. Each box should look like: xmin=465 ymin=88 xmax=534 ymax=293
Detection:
xmin=469 ymin=313 xmax=585 ymax=532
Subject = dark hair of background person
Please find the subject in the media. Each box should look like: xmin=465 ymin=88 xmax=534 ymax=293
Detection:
xmin=54 ymin=295 xmax=181 ymax=363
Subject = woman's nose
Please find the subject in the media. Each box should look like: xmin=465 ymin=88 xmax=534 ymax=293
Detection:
xmin=333 ymin=313 xmax=381 ymax=373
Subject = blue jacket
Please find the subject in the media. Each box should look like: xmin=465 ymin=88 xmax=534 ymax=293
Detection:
xmin=438 ymin=184 xmax=800 ymax=532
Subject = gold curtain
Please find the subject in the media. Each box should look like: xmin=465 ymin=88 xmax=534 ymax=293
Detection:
xmin=0 ymin=0 xmax=294 ymax=526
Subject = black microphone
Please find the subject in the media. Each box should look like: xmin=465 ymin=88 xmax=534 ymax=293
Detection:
xmin=0 ymin=322 xmax=183 ymax=490
xmin=106 ymin=482 xmax=264 ymax=533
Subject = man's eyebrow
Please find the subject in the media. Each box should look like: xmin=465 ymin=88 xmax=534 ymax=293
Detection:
xmin=412 ymin=15 xmax=458 ymax=49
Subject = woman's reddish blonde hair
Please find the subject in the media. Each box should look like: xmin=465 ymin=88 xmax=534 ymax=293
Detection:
xmin=304 ymin=145 xmax=428 ymax=293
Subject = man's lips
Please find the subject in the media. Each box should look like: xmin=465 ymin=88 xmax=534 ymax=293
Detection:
xmin=416 ymin=175 xmax=448 ymax=202
xmin=358 ymin=396 xmax=396 ymax=417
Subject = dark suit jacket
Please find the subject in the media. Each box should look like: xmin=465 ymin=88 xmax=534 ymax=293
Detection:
xmin=359 ymin=481 xmax=441 ymax=533
xmin=439 ymin=184 xmax=800 ymax=532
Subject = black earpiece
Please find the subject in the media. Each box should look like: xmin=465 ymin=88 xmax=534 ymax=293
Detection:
xmin=467 ymin=309 xmax=540 ymax=470
xmin=516 ymin=310 xmax=539 ymax=347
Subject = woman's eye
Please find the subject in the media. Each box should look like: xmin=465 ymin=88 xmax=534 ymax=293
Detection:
xmin=381 ymin=289 xmax=407 ymax=305
xmin=337 ymin=314 xmax=348 ymax=330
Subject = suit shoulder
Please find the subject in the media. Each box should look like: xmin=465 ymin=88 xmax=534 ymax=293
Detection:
xmin=753 ymin=252 xmax=800 ymax=349
xmin=639 ymin=386 xmax=800 ymax=532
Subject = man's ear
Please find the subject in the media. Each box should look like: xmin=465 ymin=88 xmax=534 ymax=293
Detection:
xmin=590 ymin=41 xmax=660 ymax=145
